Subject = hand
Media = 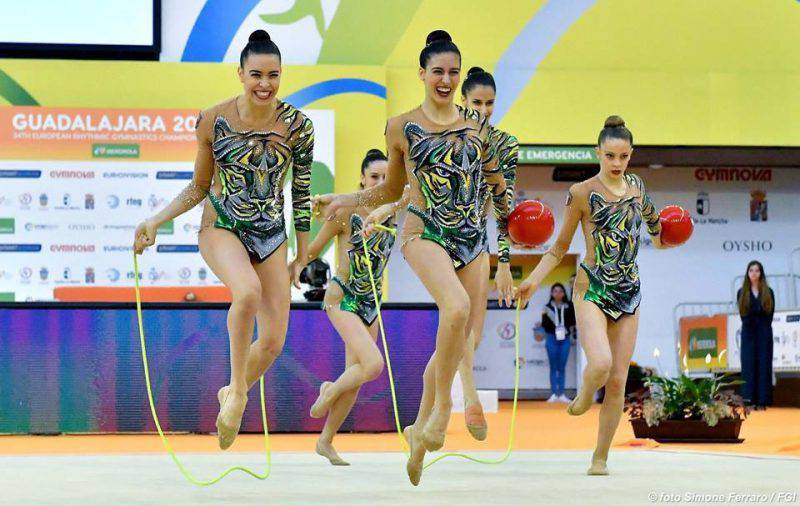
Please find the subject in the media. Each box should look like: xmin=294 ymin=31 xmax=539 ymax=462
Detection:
xmin=133 ymin=219 xmax=158 ymax=255
xmin=312 ymin=193 xmax=354 ymax=223
xmin=510 ymin=238 xmax=536 ymax=250
xmin=514 ymin=276 xmax=539 ymax=307
xmin=495 ymin=263 xmax=514 ymax=307
xmin=363 ymin=203 xmax=395 ymax=237
xmin=288 ymin=257 xmax=305 ymax=289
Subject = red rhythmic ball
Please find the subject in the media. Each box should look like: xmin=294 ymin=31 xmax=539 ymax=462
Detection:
xmin=508 ymin=200 xmax=555 ymax=247
xmin=659 ymin=205 xmax=694 ymax=246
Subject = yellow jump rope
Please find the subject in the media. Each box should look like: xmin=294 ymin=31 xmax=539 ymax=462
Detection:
xmin=134 ymin=253 xmax=272 ymax=486
xmin=133 ymin=216 xmax=520 ymax=485
xmin=362 ymin=223 xmax=522 ymax=468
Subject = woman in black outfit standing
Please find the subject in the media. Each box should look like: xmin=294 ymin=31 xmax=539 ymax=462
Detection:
xmin=736 ymin=260 xmax=775 ymax=410
xmin=541 ymin=283 xmax=577 ymax=403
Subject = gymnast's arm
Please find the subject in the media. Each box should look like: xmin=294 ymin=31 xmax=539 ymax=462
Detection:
xmin=317 ymin=117 xmax=407 ymax=220
xmin=134 ymin=111 xmax=213 ymax=253
xmin=154 ymin=111 xmax=213 ymax=224
xmin=304 ymin=214 xmax=346 ymax=265
xmin=637 ymin=175 xmax=668 ymax=249
xmin=515 ymin=186 xmax=582 ymax=304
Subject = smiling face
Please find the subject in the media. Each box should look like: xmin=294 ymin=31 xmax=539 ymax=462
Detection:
xmin=361 ymin=160 xmax=387 ymax=189
xmin=238 ymin=53 xmax=281 ymax=106
xmin=462 ymin=84 xmax=496 ymax=120
xmin=596 ymin=137 xmax=633 ymax=180
xmin=419 ymin=52 xmax=461 ymax=106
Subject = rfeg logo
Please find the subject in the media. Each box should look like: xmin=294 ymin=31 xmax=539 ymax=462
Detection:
xmin=497 ymin=321 xmax=516 ymax=341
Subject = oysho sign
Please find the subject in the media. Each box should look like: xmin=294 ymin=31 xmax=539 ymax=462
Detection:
xmin=722 ymin=240 xmax=773 ymax=252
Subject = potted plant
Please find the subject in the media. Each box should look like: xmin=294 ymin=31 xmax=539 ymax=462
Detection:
xmin=624 ymin=373 xmax=750 ymax=443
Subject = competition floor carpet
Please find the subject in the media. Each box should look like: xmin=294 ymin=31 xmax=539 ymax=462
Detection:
xmin=2 ymin=402 xmax=798 ymax=505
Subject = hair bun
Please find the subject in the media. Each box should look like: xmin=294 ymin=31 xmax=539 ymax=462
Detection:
xmin=365 ymin=148 xmax=384 ymax=157
xmin=467 ymin=66 xmax=485 ymax=77
xmin=604 ymin=115 xmax=626 ymax=128
xmin=249 ymin=30 xmax=271 ymax=43
xmin=426 ymin=30 xmax=452 ymax=46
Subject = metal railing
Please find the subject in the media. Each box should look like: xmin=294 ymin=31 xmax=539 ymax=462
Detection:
xmin=730 ymin=273 xmax=799 ymax=311
xmin=790 ymin=247 xmax=800 ymax=307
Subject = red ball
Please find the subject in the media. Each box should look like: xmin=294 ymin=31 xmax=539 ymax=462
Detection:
xmin=659 ymin=205 xmax=694 ymax=246
xmin=508 ymin=200 xmax=555 ymax=247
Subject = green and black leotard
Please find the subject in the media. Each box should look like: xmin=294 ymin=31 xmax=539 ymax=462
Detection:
xmin=197 ymin=98 xmax=313 ymax=262
xmin=545 ymin=173 xmax=661 ymax=320
xmin=479 ymin=125 xmax=518 ymax=262
xmin=399 ymin=106 xmax=508 ymax=270
xmin=330 ymin=213 xmax=396 ymax=326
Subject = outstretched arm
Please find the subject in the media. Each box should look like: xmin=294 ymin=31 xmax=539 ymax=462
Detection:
xmin=317 ymin=117 xmax=407 ymax=221
xmin=134 ymin=110 xmax=214 ymax=254
xmin=515 ymin=186 xmax=582 ymax=305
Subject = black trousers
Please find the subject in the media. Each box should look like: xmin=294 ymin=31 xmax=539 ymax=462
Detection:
xmin=740 ymin=323 xmax=774 ymax=406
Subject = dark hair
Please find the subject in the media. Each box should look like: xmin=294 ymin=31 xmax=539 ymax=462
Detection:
xmin=549 ymin=283 xmax=568 ymax=304
xmin=240 ymin=30 xmax=281 ymax=67
xmin=738 ymin=260 xmax=773 ymax=316
xmin=359 ymin=149 xmax=387 ymax=189
xmin=597 ymin=115 xmax=633 ymax=146
xmin=419 ymin=30 xmax=460 ymax=68
xmin=361 ymin=149 xmax=387 ymax=174
xmin=461 ymin=66 xmax=495 ymax=98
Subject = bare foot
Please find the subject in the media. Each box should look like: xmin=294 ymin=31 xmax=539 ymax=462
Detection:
xmin=587 ymin=458 xmax=609 ymax=475
xmin=309 ymin=381 xmax=334 ymax=419
xmin=315 ymin=439 xmax=350 ymax=466
xmin=404 ymin=425 xmax=424 ymax=486
xmin=216 ymin=386 xmax=247 ymax=450
xmin=567 ymin=394 xmax=592 ymax=416
xmin=421 ymin=404 xmax=450 ymax=451
xmin=464 ymin=402 xmax=487 ymax=441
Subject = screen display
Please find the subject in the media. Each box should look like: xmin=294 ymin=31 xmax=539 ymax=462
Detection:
xmin=0 ymin=0 xmax=154 ymax=46
xmin=0 ymin=304 xmax=436 ymax=433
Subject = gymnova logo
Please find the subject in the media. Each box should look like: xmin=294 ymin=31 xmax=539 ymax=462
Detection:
xmin=103 ymin=245 xmax=133 ymax=252
xmin=50 ymin=244 xmax=95 ymax=253
xmin=49 ymin=170 xmax=95 ymax=179
xmin=694 ymin=168 xmax=772 ymax=182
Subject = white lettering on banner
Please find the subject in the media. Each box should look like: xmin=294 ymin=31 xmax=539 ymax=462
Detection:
xmin=694 ymin=168 xmax=772 ymax=182
xmin=722 ymin=240 xmax=773 ymax=252
xmin=12 ymin=113 xmax=167 ymax=133
xmin=50 ymin=244 xmax=95 ymax=253
xmin=1 ymin=109 xmax=335 ymax=303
